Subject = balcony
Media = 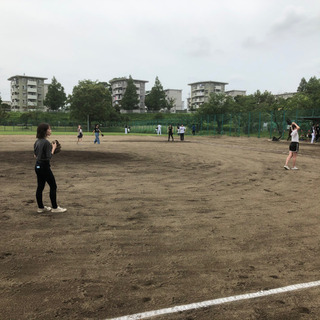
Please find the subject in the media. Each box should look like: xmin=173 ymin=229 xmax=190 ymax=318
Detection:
xmin=27 ymin=87 xmax=37 ymax=93
xmin=27 ymin=80 xmax=37 ymax=86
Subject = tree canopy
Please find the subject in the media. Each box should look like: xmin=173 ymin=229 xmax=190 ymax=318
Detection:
xmin=120 ymin=76 xmax=140 ymax=110
xmin=69 ymin=80 xmax=116 ymax=124
xmin=145 ymin=76 xmax=167 ymax=111
xmin=44 ymin=76 xmax=67 ymax=111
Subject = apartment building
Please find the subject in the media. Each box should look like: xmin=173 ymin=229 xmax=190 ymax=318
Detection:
xmin=8 ymin=75 xmax=48 ymax=111
xmin=109 ymin=77 xmax=148 ymax=113
xmin=164 ymin=89 xmax=184 ymax=113
xmin=274 ymin=92 xmax=296 ymax=100
xmin=188 ymin=81 xmax=229 ymax=109
xmin=225 ymin=90 xmax=246 ymax=98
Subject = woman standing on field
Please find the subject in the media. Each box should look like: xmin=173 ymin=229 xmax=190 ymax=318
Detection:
xmin=77 ymin=124 xmax=83 ymax=144
xmin=34 ymin=123 xmax=67 ymax=213
xmin=284 ymin=121 xmax=300 ymax=170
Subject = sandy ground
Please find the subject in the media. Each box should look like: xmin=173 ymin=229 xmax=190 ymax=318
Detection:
xmin=0 ymin=133 xmax=320 ymax=320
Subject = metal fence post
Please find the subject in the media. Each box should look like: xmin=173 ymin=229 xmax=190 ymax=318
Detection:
xmin=269 ymin=111 xmax=273 ymax=139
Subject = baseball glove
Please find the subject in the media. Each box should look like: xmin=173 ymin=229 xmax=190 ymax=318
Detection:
xmin=101 ymin=134 xmax=104 ymax=137
xmin=52 ymin=140 xmax=61 ymax=154
xmin=286 ymin=119 xmax=292 ymax=125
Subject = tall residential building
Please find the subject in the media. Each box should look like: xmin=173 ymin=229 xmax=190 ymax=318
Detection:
xmin=188 ymin=81 xmax=229 ymax=109
xmin=164 ymin=89 xmax=184 ymax=113
xmin=8 ymin=75 xmax=48 ymax=111
xmin=109 ymin=77 xmax=148 ymax=113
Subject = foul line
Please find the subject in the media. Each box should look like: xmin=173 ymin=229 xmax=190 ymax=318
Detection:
xmin=106 ymin=280 xmax=320 ymax=320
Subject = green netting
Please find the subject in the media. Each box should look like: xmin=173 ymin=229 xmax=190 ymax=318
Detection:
xmin=1 ymin=109 xmax=319 ymax=139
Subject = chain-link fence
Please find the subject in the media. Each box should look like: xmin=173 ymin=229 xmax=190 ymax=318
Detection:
xmin=1 ymin=109 xmax=320 ymax=138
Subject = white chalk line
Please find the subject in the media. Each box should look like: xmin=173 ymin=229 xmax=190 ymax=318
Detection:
xmin=106 ymin=280 xmax=320 ymax=320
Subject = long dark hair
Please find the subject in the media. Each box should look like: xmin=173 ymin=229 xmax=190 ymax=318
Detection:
xmin=36 ymin=123 xmax=50 ymax=139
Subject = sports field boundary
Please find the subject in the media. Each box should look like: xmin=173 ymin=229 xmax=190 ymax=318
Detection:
xmin=106 ymin=280 xmax=320 ymax=320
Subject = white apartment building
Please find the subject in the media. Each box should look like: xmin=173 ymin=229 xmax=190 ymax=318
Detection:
xmin=274 ymin=92 xmax=296 ymax=100
xmin=8 ymin=75 xmax=48 ymax=111
xmin=188 ymin=81 xmax=229 ymax=109
xmin=164 ymin=89 xmax=184 ymax=113
xmin=225 ymin=90 xmax=246 ymax=98
xmin=109 ymin=77 xmax=148 ymax=113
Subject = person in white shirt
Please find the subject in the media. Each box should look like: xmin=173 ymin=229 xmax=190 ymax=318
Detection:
xmin=77 ymin=125 xmax=83 ymax=144
xmin=311 ymin=125 xmax=316 ymax=143
xmin=179 ymin=124 xmax=186 ymax=141
xmin=284 ymin=122 xmax=300 ymax=170
xmin=157 ymin=124 xmax=162 ymax=135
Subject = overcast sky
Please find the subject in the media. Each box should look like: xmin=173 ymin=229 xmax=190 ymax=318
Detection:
xmin=1 ymin=0 xmax=320 ymax=107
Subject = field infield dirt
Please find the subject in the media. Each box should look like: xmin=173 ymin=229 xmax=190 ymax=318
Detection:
xmin=1 ymin=134 xmax=320 ymax=320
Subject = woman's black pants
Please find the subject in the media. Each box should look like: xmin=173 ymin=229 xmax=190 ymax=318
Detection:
xmin=35 ymin=162 xmax=57 ymax=209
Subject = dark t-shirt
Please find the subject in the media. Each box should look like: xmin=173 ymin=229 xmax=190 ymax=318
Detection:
xmin=34 ymin=139 xmax=52 ymax=163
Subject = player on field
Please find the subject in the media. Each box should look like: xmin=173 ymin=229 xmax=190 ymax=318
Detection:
xmin=34 ymin=123 xmax=67 ymax=213
xmin=284 ymin=121 xmax=300 ymax=170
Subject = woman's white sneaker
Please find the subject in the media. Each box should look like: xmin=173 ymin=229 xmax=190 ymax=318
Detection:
xmin=37 ymin=206 xmax=52 ymax=213
xmin=291 ymin=167 xmax=299 ymax=170
xmin=51 ymin=206 xmax=67 ymax=213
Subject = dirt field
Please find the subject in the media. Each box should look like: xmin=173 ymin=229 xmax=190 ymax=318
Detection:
xmin=1 ymin=133 xmax=320 ymax=320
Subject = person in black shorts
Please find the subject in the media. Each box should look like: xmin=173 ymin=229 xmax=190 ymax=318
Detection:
xmin=77 ymin=124 xmax=83 ymax=144
xmin=34 ymin=123 xmax=67 ymax=213
xmin=284 ymin=122 xmax=300 ymax=170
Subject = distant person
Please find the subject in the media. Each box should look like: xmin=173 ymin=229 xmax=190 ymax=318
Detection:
xmin=125 ymin=124 xmax=128 ymax=134
xmin=316 ymin=124 xmax=320 ymax=142
xmin=177 ymin=124 xmax=180 ymax=137
xmin=77 ymin=125 xmax=83 ymax=144
xmin=34 ymin=123 xmax=67 ymax=213
xmin=168 ymin=124 xmax=174 ymax=142
xmin=93 ymin=124 xmax=103 ymax=144
xmin=179 ymin=124 xmax=186 ymax=141
xmin=192 ymin=124 xmax=196 ymax=136
xmin=311 ymin=124 xmax=316 ymax=144
xmin=284 ymin=121 xmax=300 ymax=170
xmin=157 ymin=124 xmax=162 ymax=135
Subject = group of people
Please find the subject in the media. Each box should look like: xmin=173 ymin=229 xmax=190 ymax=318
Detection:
xmin=167 ymin=124 xmax=186 ymax=141
xmin=34 ymin=119 xmax=304 ymax=214
xmin=77 ymin=124 xmax=104 ymax=144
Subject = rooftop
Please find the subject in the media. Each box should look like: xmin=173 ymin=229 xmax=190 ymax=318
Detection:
xmin=8 ymin=75 xmax=48 ymax=81
xmin=188 ymin=80 xmax=229 ymax=85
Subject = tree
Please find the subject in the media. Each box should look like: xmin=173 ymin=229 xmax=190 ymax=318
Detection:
xmin=145 ymin=76 xmax=167 ymax=112
xmin=0 ymin=96 xmax=10 ymax=121
xmin=44 ymin=77 xmax=67 ymax=111
xmin=234 ymin=94 xmax=257 ymax=113
xmin=297 ymin=77 xmax=308 ymax=93
xmin=196 ymin=93 xmax=235 ymax=133
xmin=121 ymin=76 xmax=140 ymax=110
xmin=305 ymin=76 xmax=320 ymax=108
xmin=166 ymin=97 xmax=175 ymax=112
xmin=288 ymin=76 xmax=320 ymax=111
xmin=69 ymin=80 xmax=114 ymax=126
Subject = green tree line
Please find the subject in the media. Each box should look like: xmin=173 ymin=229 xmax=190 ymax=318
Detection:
xmin=1 ymin=76 xmax=320 ymax=128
